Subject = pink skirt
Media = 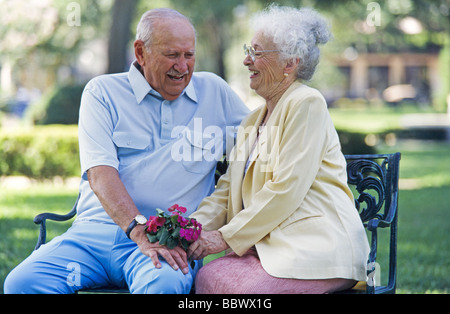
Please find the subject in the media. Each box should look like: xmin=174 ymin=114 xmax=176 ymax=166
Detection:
xmin=195 ymin=249 xmax=356 ymax=294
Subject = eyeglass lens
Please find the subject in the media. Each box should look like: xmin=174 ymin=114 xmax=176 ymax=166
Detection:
xmin=244 ymin=44 xmax=255 ymax=61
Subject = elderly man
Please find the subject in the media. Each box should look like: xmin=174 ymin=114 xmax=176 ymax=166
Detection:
xmin=4 ymin=8 xmax=249 ymax=294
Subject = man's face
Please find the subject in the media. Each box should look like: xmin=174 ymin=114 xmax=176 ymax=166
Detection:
xmin=135 ymin=18 xmax=196 ymax=101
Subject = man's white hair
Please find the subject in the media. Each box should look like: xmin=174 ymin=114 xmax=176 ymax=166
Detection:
xmin=136 ymin=8 xmax=196 ymax=50
xmin=251 ymin=4 xmax=332 ymax=81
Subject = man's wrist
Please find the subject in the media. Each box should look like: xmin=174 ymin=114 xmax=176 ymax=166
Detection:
xmin=130 ymin=224 xmax=147 ymax=243
xmin=126 ymin=214 xmax=147 ymax=239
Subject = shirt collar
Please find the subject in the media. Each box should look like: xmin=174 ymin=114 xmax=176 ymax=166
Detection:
xmin=128 ymin=61 xmax=198 ymax=104
xmin=184 ymin=79 xmax=198 ymax=103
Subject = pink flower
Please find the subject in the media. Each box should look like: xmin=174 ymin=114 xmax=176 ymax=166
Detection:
xmin=179 ymin=228 xmax=186 ymax=239
xmin=192 ymin=228 xmax=201 ymax=241
xmin=144 ymin=205 xmax=202 ymax=249
xmin=155 ymin=216 xmax=165 ymax=226
xmin=168 ymin=204 xmax=187 ymax=214
xmin=180 ymin=228 xmax=194 ymax=241
xmin=146 ymin=220 xmax=158 ymax=233
xmin=177 ymin=206 xmax=187 ymax=214
xmin=145 ymin=216 xmax=165 ymax=233
xmin=178 ymin=215 xmax=189 ymax=227
xmin=192 ymin=219 xmax=202 ymax=230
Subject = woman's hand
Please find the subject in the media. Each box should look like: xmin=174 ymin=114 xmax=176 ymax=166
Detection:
xmin=187 ymin=230 xmax=229 ymax=260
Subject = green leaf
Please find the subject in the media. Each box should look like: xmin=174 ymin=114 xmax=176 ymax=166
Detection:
xmin=171 ymin=226 xmax=181 ymax=238
xmin=167 ymin=237 xmax=178 ymax=249
xmin=171 ymin=214 xmax=179 ymax=224
xmin=146 ymin=233 xmax=158 ymax=243
xmin=180 ymin=238 xmax=190 ymax=250
xmin=159 ymin=228 xmax=170 ymax=245
xmin=156 ymin=227 xmax=164 ymax=239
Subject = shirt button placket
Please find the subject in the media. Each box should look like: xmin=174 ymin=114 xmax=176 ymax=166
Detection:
xmin=161 ymin=100 xmax=173 ymax=142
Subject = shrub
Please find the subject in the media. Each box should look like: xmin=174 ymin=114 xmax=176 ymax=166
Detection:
xmin=0 ymin=125 xmax=80 ymax=179
xmin=27 ymin=84 xmax=85 ymax=125
xmin=0 ymin=126 xmax=375 ymax=179
xmin=337 ymin=130 xmax=377 ymax=155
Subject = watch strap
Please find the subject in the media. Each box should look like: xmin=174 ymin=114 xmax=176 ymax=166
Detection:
xmin=126 ymin=219 xmax=138 ymax=239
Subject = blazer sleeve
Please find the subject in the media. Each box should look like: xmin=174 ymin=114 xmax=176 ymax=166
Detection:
xmin=220 ymin=91 xmax=331 ymax=255
xmin=189 ymin=164 xmax=231 ymax=231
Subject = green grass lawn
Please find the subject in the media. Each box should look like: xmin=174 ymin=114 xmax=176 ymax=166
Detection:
xmin=378 ymin=141 xmax=450 ymax=293
xmin=330 ymin=107 xmax=403 ymax=133
xmin=1 ymin=140 xmax=449 ymax=294
xmin=0 ymin=182 xmax=78 ymax=293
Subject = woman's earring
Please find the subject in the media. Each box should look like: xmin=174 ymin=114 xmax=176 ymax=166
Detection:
xmin=284 ymin=73 xmax=289 ymax=77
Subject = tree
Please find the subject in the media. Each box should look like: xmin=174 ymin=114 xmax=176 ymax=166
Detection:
xmin=0 ymin=0 xmax=110 ymax=94
xmin=107 ymin=0 xmax=138 ymax=74
xmin=170 ymin=0 xmax=243 ymax=80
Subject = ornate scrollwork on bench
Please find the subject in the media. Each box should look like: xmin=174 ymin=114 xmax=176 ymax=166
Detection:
xmin=346 ymin=157 xmax=386 ymax=224
xmin=344 ymin=153 xmax=401 ymax=294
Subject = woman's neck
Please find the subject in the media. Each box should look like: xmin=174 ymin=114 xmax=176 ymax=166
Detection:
xmin=264 ymin=79 xmax=295 ymax=119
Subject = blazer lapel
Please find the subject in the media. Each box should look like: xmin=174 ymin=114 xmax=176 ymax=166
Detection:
xmin=227 ymin=106 xmax=266 ymax=216
xmin=243 ymin=82 xmax=303 ymax=180
xmin=242 ymin=107 xmax=267 ymax=177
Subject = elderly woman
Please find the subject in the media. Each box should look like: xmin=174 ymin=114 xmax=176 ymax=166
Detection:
xmin=188 ymin=5 xmax=370 ymax=294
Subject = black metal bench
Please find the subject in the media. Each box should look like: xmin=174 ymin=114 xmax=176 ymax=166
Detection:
xmin=33 ymin=153 xmax=400 ymax=294
xmin=339 ymin=152 xmax=400 ymax=294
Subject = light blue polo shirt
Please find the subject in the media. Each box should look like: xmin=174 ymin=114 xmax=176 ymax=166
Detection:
xmin=76 ymin=63 xmax=249 ymax=224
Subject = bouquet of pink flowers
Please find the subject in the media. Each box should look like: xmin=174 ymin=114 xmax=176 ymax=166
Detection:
xmin=145 ymin=204 xmax=202 ymax=250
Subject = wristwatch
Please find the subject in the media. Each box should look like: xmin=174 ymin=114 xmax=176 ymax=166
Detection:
xmin=126 ymin=214 xmax=147 ymax=239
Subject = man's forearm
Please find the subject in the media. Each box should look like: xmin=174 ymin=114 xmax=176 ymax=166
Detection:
xmin=87 ymin=165 xmax=139 ymax=233
xmin=86 ymin=165 xmax=189 ymax=273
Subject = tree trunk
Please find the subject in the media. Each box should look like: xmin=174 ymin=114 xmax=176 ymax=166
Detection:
xmin=107 ymin=0 xmax=137 ymax=74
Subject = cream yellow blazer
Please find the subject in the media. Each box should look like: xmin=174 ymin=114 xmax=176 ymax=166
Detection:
xmin=191 ymin=82 xmax=370 ymax=281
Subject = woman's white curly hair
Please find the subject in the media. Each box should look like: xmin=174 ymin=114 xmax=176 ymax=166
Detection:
xmin=251 ymin=4 xmax=332 ymax=81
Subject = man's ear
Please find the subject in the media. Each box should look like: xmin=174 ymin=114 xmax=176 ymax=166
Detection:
xmin=134 ymin=40 xmax=146 ymax=66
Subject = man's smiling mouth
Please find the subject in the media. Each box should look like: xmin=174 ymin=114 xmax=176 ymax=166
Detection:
xmin=167 ymin=70 xmax=189 ymax=82
xmin=168 ymin=74 xmax=185 ymax=81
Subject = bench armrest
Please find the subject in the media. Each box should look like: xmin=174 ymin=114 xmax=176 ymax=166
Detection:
xmin=33 ymin=193 xmax=80 ymax=250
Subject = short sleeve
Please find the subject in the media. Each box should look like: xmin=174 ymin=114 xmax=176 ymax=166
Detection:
xmin=78 ymin=79 xmax=119 ymax=179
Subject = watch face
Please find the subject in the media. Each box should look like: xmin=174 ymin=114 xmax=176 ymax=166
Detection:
xmin=135 ymin=215 xmax=147 ymax=224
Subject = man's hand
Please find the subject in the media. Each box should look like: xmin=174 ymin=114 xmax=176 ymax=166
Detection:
xmin=88 ymin=166 xmax=189 ymax=274
xmin=187 ymin=230 xmax=229 ymax=260
xmin=131 ymin=225 xmax=190 ymax=274
xmin=87 ymin=166 xmax=190 ymax=275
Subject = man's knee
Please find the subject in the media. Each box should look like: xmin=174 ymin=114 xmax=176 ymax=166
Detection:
xmin=4 ymin=266 xmax=27 ymax=294
xmin=4 ymin=260 xmax=75 ymax=294
xmin=128 ymin=260 xmax=201 ymax=294
xmin=130 ymin=267 xmax=193 ymax=294
xmin=3 ymin=263 xmax=55 ymax=294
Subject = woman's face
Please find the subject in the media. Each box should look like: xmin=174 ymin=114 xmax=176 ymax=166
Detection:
xmin=243 ymin=32 xmax=285 ymax=100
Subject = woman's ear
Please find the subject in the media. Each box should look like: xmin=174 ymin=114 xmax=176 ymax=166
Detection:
xmin=284 ymin=58 xmax=300 ymax=75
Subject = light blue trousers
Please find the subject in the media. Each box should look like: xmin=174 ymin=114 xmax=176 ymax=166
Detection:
xmin=4 ymin=222 xmax=200 ymax=294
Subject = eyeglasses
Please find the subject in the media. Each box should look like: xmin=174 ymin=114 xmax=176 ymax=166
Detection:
xmin=243 ymin=44 xmax=280 ymax=62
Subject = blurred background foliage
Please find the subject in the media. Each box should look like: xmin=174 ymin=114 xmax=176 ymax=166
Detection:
xmin=0 ymin=0 xmax=449 ymax=116
xmin=0 ymin=0 xmax=449 ymax=294
xmin=0 ymin=0 xmax=449 ymax=174
xmin=0 ymin=125 xmax=79 ymax=179
xmin=0 ymin=0 xmax=449 ymax=177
